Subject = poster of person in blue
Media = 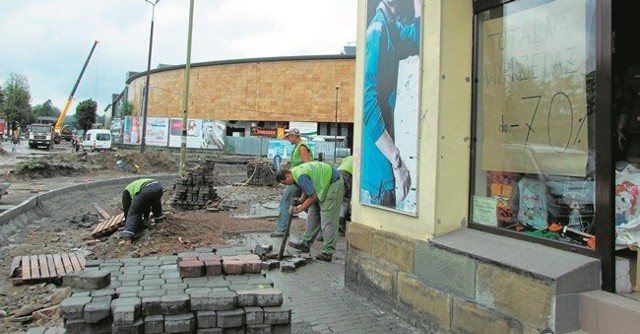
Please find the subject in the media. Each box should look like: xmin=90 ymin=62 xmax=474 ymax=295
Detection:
xmin=360 ymin=0 xmax=422 ymax=214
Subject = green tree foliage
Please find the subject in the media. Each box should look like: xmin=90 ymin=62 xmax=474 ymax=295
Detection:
xmin=32 ymin=100 xmax=61 ymax=119
xmin=75 ymin=99 xmax=97 ymax=133
xmin=118 ymin=100 xmax=135 ymax=117
xmin=0 ymin=73 xmax=32 ymax=130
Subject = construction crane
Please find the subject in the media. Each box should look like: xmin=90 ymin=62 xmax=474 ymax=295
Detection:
xmin=54 ymin=40 xmax=99 ymax=143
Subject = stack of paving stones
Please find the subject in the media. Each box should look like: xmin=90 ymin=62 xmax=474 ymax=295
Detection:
xmin=246 ymin=159 xmax=277 ymax=186
xmin=57 ymin=246 xmax=292 ymax=333
xmin=171 ymin=161 xmax=220 ymax=210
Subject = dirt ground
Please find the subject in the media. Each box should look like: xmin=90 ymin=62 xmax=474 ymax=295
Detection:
xmin=0 ymin=147 xmax=306 ymax=333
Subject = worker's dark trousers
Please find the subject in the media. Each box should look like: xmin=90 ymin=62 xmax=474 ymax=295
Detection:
xmin=123 ymin=182 xmax=163 ymax=234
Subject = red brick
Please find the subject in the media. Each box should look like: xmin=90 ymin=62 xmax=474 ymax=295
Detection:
xmin=203 ymin=259 xmax=223 ymax=276
xmin=222 ymin=259 xmax=244 ymax=275
xmin=178 ymin=260 xmax=204 ymax=278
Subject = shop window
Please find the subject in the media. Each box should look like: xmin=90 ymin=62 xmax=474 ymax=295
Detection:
xmin=470 ymin=0 xmax=597 ymax=250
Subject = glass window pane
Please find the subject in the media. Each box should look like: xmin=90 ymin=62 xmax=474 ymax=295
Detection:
xmin=471 ymin=0 xmax=596 ymax=250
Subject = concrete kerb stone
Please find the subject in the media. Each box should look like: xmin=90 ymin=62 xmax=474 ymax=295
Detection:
xmin=0 ymin=173 xmax=178 ymax=246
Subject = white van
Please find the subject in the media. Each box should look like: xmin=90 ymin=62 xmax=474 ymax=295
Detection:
xmin=82 ymin=129 xmax=112 ymax=151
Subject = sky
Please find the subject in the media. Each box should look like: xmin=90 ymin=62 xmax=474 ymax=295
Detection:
xmin=0 ymin=0 xmax=358 ymax=116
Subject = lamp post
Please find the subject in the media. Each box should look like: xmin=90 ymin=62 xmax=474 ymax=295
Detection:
xmin=334 ymin=85 xmax=340 ymax=163
xmin=140 ymin=0 xmax=160 ymax=153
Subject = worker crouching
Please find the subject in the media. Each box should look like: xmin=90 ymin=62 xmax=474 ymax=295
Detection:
xmin=120 ymin=178 xmax=165 ymax=241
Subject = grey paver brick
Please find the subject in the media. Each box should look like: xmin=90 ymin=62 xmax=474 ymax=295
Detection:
xmin=217 ymin=308 xmax=246 ymax=328
xmin=196 ymin=310 xmax=217 ymax=328
xmin=60 ymin=296 xmax=92 ymax=319
xmin=144 ymin=314 xmax=164 ymax=333
xmin=263 ymin=305 xmax=291 ymax=325
xmin=164 ymin=313 xmax=195 ymax=333
xmin=159 ymin=293 xmax=191 ymax=314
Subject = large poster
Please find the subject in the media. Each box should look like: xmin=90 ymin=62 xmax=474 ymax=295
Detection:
xmin=480 ymin=0 xmax=589 ymax=176
xmin=359 ymin=0 xmax=421 ymax=215
xmin=145 ymin=117 xmax=169 ymax=147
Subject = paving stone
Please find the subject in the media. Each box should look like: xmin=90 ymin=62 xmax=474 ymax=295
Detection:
xmin=84 ymin=298 xmax=111 ymax=323
xmin=139 ymin=278 xmax=166 ymax=289
xmin=118 ymin=273 xmax=144 ymax=281
xmin=179 ymin=260 xmax=205 ymax=278
xmin=255 ymin=288 xmax=283 ymax=307
xmin=247 ymin=324 xmax=272 ymax=334
xmin=203 ymin=259 xmax=223 ymax=276
xmin=138 ymin=289 xmax=166 ymax=298
xmin=116 ymin=285 xmax=143 ymax=296
xmin=110 ymin=297 xmax=141 ymax=313
xmin=160 ymin=293 xmax=191 ymax=314
xmin=244 ymin=306 xmax=264 ymax=325
xmin=162 ymin=282 xmax=188 ymax=291
xmin=112 ymin=304 xmax=139 ymax=326
xmin=280 ymin=262 xmax=296 ymax=272
xmin=262 ymin=259 xmax=280 ymax=271
xmin=121 ymin=265 xmax=144 ymax=272
xmin=217 ymin=308 xmax=246 ymax=328
xmin=91 ymin=288 xmax=117 ymax=298
xmin=65 ymin=317 xmax=112 ymax=334
xmin=164 ymin=313 xmax=196 ymax=333
xmin=60 ymin=296 xmax=92 ymax=319
xmin=141 ymin=296 xmax=163 ymax=315
xmin=222 ymin=259 xmax=244 ymax=275
xmin=144 ymin=314 xmax=164 ymax=333
xmin=63 ymin=271 xmax=111 ymax=290
xmin=191 ymin=290 xmax=237 ymax=311
xmin=263 ymin=305 xmax=291 ymax=325
xmin=111 ymin=317 xmax=144 ymax=333
xmin=196 ymin=310 xmax=217 ymax=328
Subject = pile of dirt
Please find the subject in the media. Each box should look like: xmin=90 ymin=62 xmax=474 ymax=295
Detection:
xmin=6 ymin=150 xmax=181 ymax=180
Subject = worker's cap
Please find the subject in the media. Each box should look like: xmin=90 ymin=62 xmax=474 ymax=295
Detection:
xmin=285 ymin=129 xmax=301 ymax=137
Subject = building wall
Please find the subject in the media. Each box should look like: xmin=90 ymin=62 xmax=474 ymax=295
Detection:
xmin=126 ymin=56 xmax=355 ymax=124
xmin=348 ymin=1 xmax=601 ymax=333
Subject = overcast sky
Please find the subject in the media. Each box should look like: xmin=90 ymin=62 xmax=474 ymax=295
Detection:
xmin=0 ymin=0 xmax=358 ymax=116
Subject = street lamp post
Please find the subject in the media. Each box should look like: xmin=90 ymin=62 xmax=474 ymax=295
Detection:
xmin=140 ymin=0 xmax=161 ymax=153
xmin=334 ymin=86 xmax=340 ymax=163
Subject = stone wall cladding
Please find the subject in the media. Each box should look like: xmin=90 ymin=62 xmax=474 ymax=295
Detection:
xmin=59 ymin=247 xmax=291 ymax=333
xmin=345 ymin=223 xmax=572 ymax=333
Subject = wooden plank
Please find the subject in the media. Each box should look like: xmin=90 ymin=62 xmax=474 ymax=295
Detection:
xmin=21 ymin=256 xmax=31 ymax=280
xmin=10 ymin=257 xmax=21 ymax=278
xmin=30 ymin=255 xmax=40 ymax=279
xmin=46 ymin=254 xmax=56 ymax=278
xmin=38 ymin=255 xmax=49 ymax=278
xmin=53 ymin=254 xmax=65 ymax=276
xmin=60 ymin=253 xmax=74 ymax=274
xmin=93 ymin=203 xmax=111 ymax=219
xmin=68 ymin=253 xmax=83 ymax=272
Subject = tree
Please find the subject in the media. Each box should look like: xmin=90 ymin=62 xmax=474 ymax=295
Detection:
xmin=32 ymin=100 xmax=61 ymax=119
xmin=0 ymin=73 xmax=32 ymax=131
xmin=75 ymin=99 xmax=97 ymax=133
xmin=118 ymin=100 xmax=135 ymax=117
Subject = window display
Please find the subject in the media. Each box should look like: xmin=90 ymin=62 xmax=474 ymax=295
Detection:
xmin=471 ymin=0 xmax=598 ymax=249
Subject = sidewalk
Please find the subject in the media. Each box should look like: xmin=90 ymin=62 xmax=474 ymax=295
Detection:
xmin=262 ymin=232 xmax=425 ymax=334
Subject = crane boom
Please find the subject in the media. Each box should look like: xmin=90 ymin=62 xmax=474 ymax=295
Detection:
xmin=54 ymin=40 xmax=99 ymax=139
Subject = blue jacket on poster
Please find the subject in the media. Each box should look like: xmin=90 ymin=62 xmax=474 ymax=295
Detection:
xmin=361 ymin=0 xmax=420 ymax=205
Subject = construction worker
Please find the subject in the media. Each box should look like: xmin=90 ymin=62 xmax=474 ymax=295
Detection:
xmin=276 ymin=161 xmax=345 ymax=262
xmin=271 ymin=128 xmax=313 ymax=237
xmin=120 ymin=178 xmax=165 ymax=241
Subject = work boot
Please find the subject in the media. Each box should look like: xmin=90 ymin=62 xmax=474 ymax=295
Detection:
xmin=315 ymin=252 xmax=332 ymax=262
xmin=270 ymin=231 xmax=285 ymax=237
xmin=288 ymin=240 xmax=310 ymax=252
xmin=316 ymin=235 xmax=324 ymax=242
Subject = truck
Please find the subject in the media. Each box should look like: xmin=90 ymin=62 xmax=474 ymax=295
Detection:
xmin=0 ymin=119 xmax=5 ymax=142
xmin=28 ymin=123 xmax=55 ymax=150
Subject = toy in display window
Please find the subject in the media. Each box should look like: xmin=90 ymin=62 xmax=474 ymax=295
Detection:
xmin=614 ymin=163 xmax=640 ymax=248
xmin=488 ymin=171 xmax=521 ymax=227
xmin=516 ymin=177 xmax=548 ymax=230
